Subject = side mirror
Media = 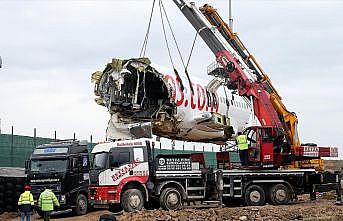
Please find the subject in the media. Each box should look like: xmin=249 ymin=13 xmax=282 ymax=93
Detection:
xmin=72 ymin=158 xmax=79 ymax=172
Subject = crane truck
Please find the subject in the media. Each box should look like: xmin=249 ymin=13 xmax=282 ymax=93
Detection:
xmin=89 ymin=0 xmax=341 ymax=212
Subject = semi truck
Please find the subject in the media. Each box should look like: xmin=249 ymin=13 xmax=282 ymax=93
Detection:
xmin=89 ymin=138 xmax=342 ymax=212
xmin=25 ymin=140 xmax=90 ymax=215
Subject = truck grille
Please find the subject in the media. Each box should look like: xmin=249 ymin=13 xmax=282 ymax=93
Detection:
xmin=30 ymin=183 xmax=61 ymax=197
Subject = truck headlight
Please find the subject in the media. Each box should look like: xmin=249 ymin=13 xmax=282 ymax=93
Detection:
xmin=60 ymin=195 xmax=66 ymax=204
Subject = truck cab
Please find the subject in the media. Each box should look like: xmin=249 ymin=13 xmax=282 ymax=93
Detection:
xmin=26 ymin=140 xmax=90 ymax=215
xmin=89 ymin=138 xmax=151 ymax=212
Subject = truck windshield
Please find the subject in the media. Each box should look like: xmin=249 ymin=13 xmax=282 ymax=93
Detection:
xmin=92 ymin=152 xmax=108 ymax=169
xmin=30 ymin=159 xmax=67 ymax=173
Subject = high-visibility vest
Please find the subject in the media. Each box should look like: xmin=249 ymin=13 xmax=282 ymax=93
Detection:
xmin=18 ymin=191 xmax=34 ymax=206
xmin=236 ymin=134 xmax=248 ymax=150
xmin=38 ymin=189 xmax=60 ymax=211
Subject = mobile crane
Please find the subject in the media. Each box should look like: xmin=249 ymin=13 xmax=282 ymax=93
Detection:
xmin=88 ymin=0 xmax=341 ymax=212
xmin=172 ymin=0 xmax=337 ymax=169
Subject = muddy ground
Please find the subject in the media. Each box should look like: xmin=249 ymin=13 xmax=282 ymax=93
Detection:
xmin=2 ymin=196 xmax=343 ymax=221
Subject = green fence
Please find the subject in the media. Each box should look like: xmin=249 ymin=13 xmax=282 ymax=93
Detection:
xmin=0 ymin=134 xmax=97 ymax=168
xmin=0 ymin=134 xmax=55 ymax=167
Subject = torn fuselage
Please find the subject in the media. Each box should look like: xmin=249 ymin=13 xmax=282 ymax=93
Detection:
xmin=92 ymin=58 xmax=251 ymax=143
xmin=93 ymin=58 xmax=178 ymax=140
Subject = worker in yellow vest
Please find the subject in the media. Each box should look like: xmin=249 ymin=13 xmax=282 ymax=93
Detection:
xmin=38 ymin=188 xmax=60 ymax=221
xmin=18 ymin=185 xmax=34 ymax=221
xmin=236 ymin=132 xmax=249 ymax=167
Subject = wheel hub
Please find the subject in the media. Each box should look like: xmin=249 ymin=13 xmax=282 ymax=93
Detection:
xmin=167 ymin=192 xmax=179 ymax=206
xmin=79 ymin=199 xmax=86 ymax=211
xmin=250 ymin=190 xmax=261 ymax=203
xmin=129 ymin=194 xmax=141 ymax=208
xmin=275 ymin=189 xmax=286 ymax=201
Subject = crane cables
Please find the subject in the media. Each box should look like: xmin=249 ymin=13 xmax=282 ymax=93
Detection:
xmin=159 ymin=0 xmax=198 ymax=95
xmin=139 ymin=0 xmax=156 ymax=57
xmin=139 ymin=0 xmax=199 ymax=94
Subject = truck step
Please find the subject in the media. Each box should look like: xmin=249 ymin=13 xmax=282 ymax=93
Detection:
xmin=187 ymin=187 xmax=206 ymax=191
xmin=202 ymin=200 xmax=221 ymax=205
xmin=187 ymin=195 xmax=205 ymax=199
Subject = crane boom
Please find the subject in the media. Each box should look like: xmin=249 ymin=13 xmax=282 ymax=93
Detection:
xmin=199 ymin=4 xmax=301 ymax=148
xmin=171 ymin=0 xmax=282 ymax=128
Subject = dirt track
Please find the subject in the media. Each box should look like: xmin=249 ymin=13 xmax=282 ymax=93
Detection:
xmin=2 ymin=196 xmax=343 ymax=221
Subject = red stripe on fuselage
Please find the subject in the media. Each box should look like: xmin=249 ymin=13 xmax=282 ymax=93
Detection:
xmin=165 ymin=74 xmax=219 ymax=113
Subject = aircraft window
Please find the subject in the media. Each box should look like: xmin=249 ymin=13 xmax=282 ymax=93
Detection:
xmin=206 ymin=90 xmax=212 ymax=107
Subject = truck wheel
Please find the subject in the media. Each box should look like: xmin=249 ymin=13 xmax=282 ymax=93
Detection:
xmin=74 ymin=193 xmax=88 ymax=215
xmin=121 ymin=189 xmax=144 ymax=212
xmin=244 ymin=185 xmax=266 ymax=206
xmin=270 ymin=184 xmax=291 ymax=205
xmin=160 ymin=188 xmax=182 ymax=211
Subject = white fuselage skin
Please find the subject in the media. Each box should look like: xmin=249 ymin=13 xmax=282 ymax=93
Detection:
xmin=150 ymin=64 xmax=256 ymax=142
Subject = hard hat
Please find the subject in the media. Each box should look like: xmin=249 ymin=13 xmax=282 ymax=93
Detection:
xmin=24 ymin=185 xmax=31 ymax=190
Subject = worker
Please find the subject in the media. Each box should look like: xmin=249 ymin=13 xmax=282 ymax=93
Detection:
xmin=18 ymin=185 xmax=34 ymax=221
xmin=236 ymin=131 xmax=249 ymax=167
xmin=38 ymin=188 xmax=60 ymax=221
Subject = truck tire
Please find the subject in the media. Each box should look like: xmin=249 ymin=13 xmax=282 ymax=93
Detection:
xmin=121 ymin=189 xmax=144 ymax=212
xmin=244 ymin=185 xmax=266 ymax=206
xmin=74 ymin=193 xmax=88 ymax=215
xmin=270 ymin=184 xmax=291 ymax=205
xmin=160 ymin=188 xmax=182 ymax=211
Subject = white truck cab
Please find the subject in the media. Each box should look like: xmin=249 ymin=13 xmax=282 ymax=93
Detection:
xmin=89 ymin=138 xmax=154 ymax=211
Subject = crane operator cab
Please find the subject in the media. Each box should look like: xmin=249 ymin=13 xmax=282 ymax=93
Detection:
xmin=243 ymin=126 xmax=290 ymax=169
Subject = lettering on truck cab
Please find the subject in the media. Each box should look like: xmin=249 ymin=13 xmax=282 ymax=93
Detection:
xmin=111 ymin=159 xmax=140 ymax=182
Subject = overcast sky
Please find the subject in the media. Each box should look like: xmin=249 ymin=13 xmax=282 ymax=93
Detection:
xmin=0 ymin=0 xmax=342 ymax=156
